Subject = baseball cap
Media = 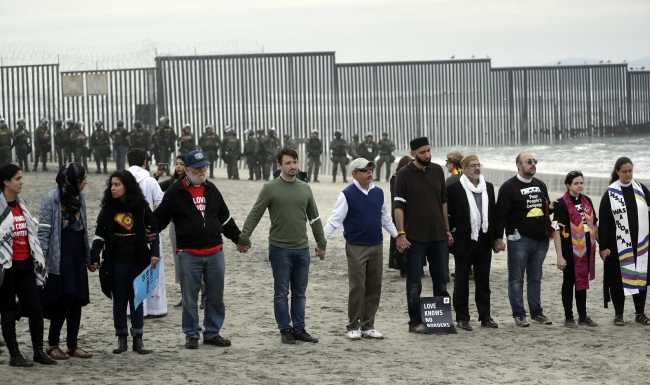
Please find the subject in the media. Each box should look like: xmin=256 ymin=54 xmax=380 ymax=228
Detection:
xmin=349 ymin=158 xmax=374 ymax=171
xmin=185 ymin=150 xmax=211 ymax=168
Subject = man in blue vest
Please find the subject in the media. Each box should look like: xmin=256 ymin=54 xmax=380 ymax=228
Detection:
xmin=323 ymin=158 xmax=398 ymax=340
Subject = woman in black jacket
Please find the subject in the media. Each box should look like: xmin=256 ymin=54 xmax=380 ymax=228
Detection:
xmin=90 ymin=170 xmax=159 ymax=354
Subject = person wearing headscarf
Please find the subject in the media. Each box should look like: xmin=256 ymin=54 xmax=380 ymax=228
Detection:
xmin=599 ymin=157 xmax=650 ymax=326
xmin=39 ymin=163 xmax=94 ymax=360
xmin=552 ymin=171 xmax=598 ymax=328
xmin=0 ymin=164 xmax=56 ymax=367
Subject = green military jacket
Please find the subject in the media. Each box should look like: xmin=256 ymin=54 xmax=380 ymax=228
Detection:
xmin=330 ymin=138 xmax=348 ymax=157
xmin=221 ymin=136 xmax=241 ymax=157
xmin=69 ymin=129 xmax=87 ymax=148
xmin=131 ymin=130 xmax=149 ymax=149
xmin=110 ymin=128 xmax=129 ymax=146
xmin=160 ymin=125 xmax=177 ymax=150
xmin=14 ymin=128 xmax=31 ymax=148
xmin=53 ymin=127 xmax=65 ymax=147
xmin=35 ymin=125 xmax=51 ymax=147
xmin=90 ymin=129 xmax=111 ymax=152
xmin=283 ymin=139 xmax=298 ymax=150
xmin=262 ymin=135 xmax=281 ymax=162
xmin=378 ymin=139 xmax=396 ymax=155
xmin=0 ymin=128 xmax=14 ymax=147
xmin=358 ymin=140 xmax=379 ymax=160
xmin=199 ymin=132 xmax=221 ymax=151
xmin=244 ymin=137 xmax=260 ymax=156
xmin=179 ymin=132 xmax=194 ymax=154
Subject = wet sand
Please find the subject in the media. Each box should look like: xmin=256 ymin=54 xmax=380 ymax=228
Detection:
xmin=3 ymin=162 xmax=647 ymax=384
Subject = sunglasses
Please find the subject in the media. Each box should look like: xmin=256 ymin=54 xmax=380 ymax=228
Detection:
xmin=520 ymin=159 xmax=538 ymax=165
xmin=356 ymin=166 xmax=374 ymax=172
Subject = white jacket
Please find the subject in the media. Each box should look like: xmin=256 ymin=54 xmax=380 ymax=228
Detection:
xmin=127 ymin=165 xmax=164 ymax=211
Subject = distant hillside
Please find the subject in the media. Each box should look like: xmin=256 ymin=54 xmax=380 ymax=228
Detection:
xmin=543 ymin=57 xmax=650 ymax=69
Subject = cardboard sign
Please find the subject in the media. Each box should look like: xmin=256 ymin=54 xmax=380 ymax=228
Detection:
xmin=133 ymin=264 xmax=160 ymax=308
xmin=420 ymin=296 xmax=457 ymax=334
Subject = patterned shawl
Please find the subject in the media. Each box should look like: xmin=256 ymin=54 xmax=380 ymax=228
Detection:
xmin=608 ymin=180 xmax=649 ymax=296
xmin=561 ymin=192 xmax=596 ymax=290
xmin=56 ymin=162 xmax=86 ymax=230
xmin=0 ymin=193 xmax=47 ymax=286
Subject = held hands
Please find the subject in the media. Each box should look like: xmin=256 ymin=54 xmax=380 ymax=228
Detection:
xmin=87 ymin=262 xmax=99 ymax=273
xmin=493 ymin=239 xmax=506 ymax=254
xmin=151 ymin=257 xmax=159 ymax=268
xmin=396 ymin=235 xmax=411 ymax=253
xmin=145 ymin=229 xmax=157 ymax=244
xmin=447 ymin=232 xmax=454 ymax=246
xmin=557 ymin=256 xmax=567 ymax=271
xmin=237 ymin=243 xmax=251 ymax=253
xmin=315 ymin=246 xmax=326 ymax=260
xmin=600 ymin=249 xmax=611 ymax=261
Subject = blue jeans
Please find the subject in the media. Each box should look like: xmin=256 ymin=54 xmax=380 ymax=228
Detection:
xmin=405 ymin=240 xmax=449 ymax=326
xmin=178 ymin=250 xmax=226 ymax=340
xmin=268 ymin=245 xmax=310 ymax=333
xmin=507 ymin=236 xmax=549 ymax=318
xmin=114 ymin=145 xmax=128 ymax=171
xmin=112 ymin=262 xmax=144 ymax=336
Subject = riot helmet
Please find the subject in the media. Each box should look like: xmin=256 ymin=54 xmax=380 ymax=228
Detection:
xmin=41 ymin=117 xmax=49 ymax=125
xmin=0 ymin=123 xmax=7 ymax=130
xmin=283 ymin=134 xmax=290 ymax=139
xmin=257 ymin=129 xmax=265 ymax=135
xmin=117 ymin=120 xmax=124 ymax=127
xmin=382 ymin=132 xmax=388 ymax=137
xmin=0 ymin=118 xmax=4 ymax=124
xmin=54 ymin=119 xmax=63 ymax=128
xmin=66 ymin=119 xmax=74 ymax=127
xmin=94 ymin=120 xmax=103 ymax=128
xmin=74 ymin=121 xmax=84 ymax=129
xmin=352 ymin=134 xmax=359 ymax=140
xmin=268 ymin=127 xmax=276 ymax=137
xmin=183 ymin=123 xmax=191 ymax=131
xmin=159 ymin=116 xmax=169 ymax=125
xmin=133 ymin=120 xmax=143 ymax=129
xmin=245 ymin=129 xmax=254 ymax=137
xmin=205 ymin=124 xmax=214 ymax=131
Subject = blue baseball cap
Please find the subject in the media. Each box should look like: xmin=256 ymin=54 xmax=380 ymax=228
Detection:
xmin=185 ymin=150 xmax=211 ymax=168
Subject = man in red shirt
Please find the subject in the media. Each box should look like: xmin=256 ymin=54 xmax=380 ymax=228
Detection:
xmin=155 ymin=150 xmax=241 ymax=350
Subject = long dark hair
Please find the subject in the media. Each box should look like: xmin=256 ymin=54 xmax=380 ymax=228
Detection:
xmin=169 ymin=155 xmax=186 ymax=182
xmin=0 ymin=164 xmax=21 ymax=192
xmin=100 ymin=170 xmax=148 ymax=211
xmin=609 ymin=157 xmax=633 ymax=184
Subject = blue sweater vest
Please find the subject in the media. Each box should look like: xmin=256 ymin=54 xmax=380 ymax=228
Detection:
xmin=342 ymin=184 xmax=384 ymax=245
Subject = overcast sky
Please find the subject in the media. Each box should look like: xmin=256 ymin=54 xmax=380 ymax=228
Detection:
xmin=1 ymin=0 xmax=648 ymax=67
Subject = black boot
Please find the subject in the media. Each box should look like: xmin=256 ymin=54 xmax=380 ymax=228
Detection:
xmin=29 ymin=316 xmax=57 ymax=365
xmin=1 ymin=311 xmax=33 ymax=367
xmin=132 ymin=334 xmax=150 ymax=354
xmin=113 ymin=334 xmax=128 ymax=354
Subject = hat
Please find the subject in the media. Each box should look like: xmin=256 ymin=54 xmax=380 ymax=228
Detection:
xmin=349 ymin=158 xmax=375 ymax=172
xmin=185 ymin=150 xmax=211 ymax=168
xmin=460 ymin=154 xmax=478 ymax=168
xmin=409 ymin=137 xmax=430 ymax=151
xmin=446 ymin=151 xmax=464 ymax=163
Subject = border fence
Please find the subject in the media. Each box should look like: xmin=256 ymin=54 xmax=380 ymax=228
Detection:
xmin=0 ymin=52 xmax=649 ymax=173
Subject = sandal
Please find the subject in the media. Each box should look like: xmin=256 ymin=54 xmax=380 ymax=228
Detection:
xmin=46 ymin=345 xmax=70 ymax=360
xmin=635 ymin=313 xmax=650 ymax=325
xmin=67 ymin=347 xmax=93 ymax=358
xmin=614 ymin=314 xmax=625 ymax=326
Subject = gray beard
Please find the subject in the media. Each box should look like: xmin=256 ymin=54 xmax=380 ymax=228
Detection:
xmin=467 ymin=173 xmax=480 ymax=180
xmin=186 ymin=173 xmax=205 ymax=185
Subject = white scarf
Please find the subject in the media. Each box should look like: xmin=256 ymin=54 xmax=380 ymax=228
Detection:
xmin=608 ymin=179 xmax=649 ymax=296
xmin=460 ymin=174 xmax=489 ymax=241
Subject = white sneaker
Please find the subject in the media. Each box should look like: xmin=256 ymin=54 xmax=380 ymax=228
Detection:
xmin=361 ymin=329 xmax=385 ymax=339
xmin=346 ymin=330 xmax=361 ymax=340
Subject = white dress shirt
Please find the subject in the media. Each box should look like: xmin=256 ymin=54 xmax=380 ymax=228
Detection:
xmin=324 ymin=179 xmax=398 ymax=239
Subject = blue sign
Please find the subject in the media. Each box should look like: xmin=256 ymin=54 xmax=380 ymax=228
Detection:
xmin=133 ymin=264 xmax=160 ymax=308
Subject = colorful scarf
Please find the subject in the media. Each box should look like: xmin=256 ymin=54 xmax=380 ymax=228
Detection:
xmin=56 ymin=162 xmax=86 ymax=230
xmin=608 ymin=180 xmax=649 ymax=296
xmin=561 ymin=192 xmax=596 ymax=290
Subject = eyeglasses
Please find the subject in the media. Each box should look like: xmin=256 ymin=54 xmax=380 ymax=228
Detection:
xmin=355 ymin=166 xmax=374 ymax=172
xmin=519 ymin=159 xmax=538 ymax=165
xmin=467 ymin=163 xmax=482 ymax=169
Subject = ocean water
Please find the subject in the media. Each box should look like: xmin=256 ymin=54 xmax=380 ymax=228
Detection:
xmin=394 ymin=134 xmax=650 ymax=195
